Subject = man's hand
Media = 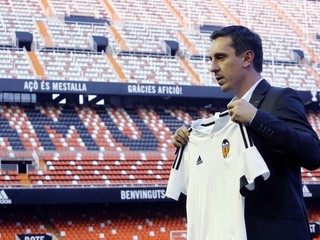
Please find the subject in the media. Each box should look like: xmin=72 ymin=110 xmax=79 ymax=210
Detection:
xmin=171 ymin=125 xmax=190 ymax=148
xmin=227 ymin=99 xmax=257 ymax=124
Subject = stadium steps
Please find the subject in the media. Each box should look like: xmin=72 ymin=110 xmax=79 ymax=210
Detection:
xmin=36 ymin=21 xmax=55 ymax=47
xmin=179 ymin=59 xmax=201 ymax=85
xmin=177 ymin=31 xmax=199 ymax=55
xmin=27 ymin=52 xmax=46 ymax=80
xmin=266 ymin=0 xmax=304 ymax=36
xmin=39 ymin=223 xmax=60 ymax=240
xmin=39 ymin=0 xmax=54 ymax=16
xmin=266 ymin=0 xmax=319 ymax=64
xmin=109 ymin=26 xmax=129 ymax=51
xmin=212 ymin=0 xmax=240 ymax=25
xmin=100 ymin=0 xmax=121 ymax=22
xmin=43 ymin=224 xmax=60 ymax=240
xmin=299 ymin=40 xmax=320 ymax=65
xmin=36 ymin=208 xmax=61 ymax=240
xmin=18 ymin=173 xmax=31 ymax=187
xmin=106 ymin=55 xmax=127 ymax=82
xmin=163 ymin=0 xmax=185 ymax=27
xmin=39 ymin=159 xmax=46 ymax=170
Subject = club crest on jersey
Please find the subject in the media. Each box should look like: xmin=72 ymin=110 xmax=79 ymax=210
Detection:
xmin=222 ymin=139 xmax=230 ymax=158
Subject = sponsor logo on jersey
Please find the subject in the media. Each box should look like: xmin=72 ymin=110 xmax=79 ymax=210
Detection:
xmin=196 ymin=156 xmax=203 ymax=165
xmin=222 ymin=139 xmax=230 ymax=158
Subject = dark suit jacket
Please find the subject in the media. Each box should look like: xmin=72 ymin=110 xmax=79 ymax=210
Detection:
xmin=245 ymin=79 xmax=320 ymax=240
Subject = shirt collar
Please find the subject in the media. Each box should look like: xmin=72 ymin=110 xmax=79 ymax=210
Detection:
xmin=241 ymin=78 xmax=263 ymax=101
xmin=231 ymin=78 xmax=263 ymax=102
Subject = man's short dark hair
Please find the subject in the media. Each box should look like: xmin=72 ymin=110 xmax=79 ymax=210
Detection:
xmin=210 ymin=25 xmax=263 ymax=73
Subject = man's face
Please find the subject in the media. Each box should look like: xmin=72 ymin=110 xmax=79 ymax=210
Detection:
xmin=209 ymin=36 xmax=245 ymax=93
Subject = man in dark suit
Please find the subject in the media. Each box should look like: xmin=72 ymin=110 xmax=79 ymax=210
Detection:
xmin=171 ymin=25 xmax=320 ymax=240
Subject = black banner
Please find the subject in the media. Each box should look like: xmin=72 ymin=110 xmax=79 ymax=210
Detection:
xmin=309 ymin=222 xmax=320 ymax=238
xmin=0 ymin=79 xmax=315 ymax=104
xmin=16 ymin=234 xmax=52 ymax=240
xmin=303 ymin=184 xmax=320 ymax=198
xmin=0 ymin=78 xmax=233 ymax=99
xmin=1 ymin=184 xmax=319 ymax=205
xmin=0 ymin=187 xmax=171 ymax=204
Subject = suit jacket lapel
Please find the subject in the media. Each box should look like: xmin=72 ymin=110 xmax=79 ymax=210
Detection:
xmin=249 ymin=79 xmax=270 ymax=108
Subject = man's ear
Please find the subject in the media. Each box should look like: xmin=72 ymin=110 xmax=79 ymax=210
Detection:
xmin=243 ymin=50 xmax=254 ymax=68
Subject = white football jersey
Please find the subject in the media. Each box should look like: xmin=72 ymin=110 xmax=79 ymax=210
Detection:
xmin=166 ymin=111 xmax=270 ymax=240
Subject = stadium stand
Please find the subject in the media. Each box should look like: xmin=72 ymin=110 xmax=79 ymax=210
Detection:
xmin=0 ymin=202 xmax=187 ymax=240
xmin=0 ymin=0 xmax=319 ymax=239
xmin=0 ymin=102 xmax=319 ymax=188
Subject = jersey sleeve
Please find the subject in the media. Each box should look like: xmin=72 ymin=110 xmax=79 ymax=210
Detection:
xmin=165 ymin=145 xmax=189 ymax=201
xmin=238 ymin=124 xmax=270 ymax=197
xmin=239 ymin=145 xmax=270 ymax=197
